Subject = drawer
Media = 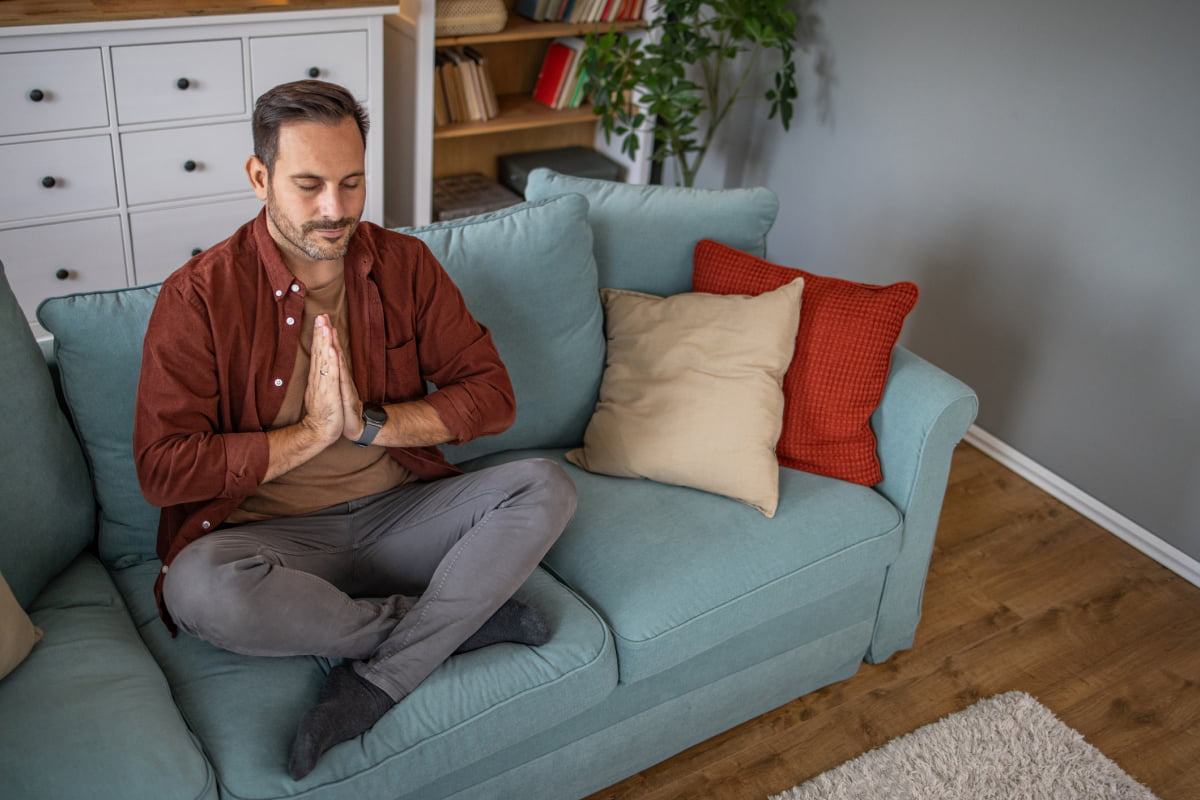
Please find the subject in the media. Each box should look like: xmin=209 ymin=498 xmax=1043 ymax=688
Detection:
xmin=130 ymin=196 xmax=262 ymax=284
xmin=0 ymin=216 xmax=127 ymax=323
xmin=0 ymin=136 xmax=118 ymax=223
xmin=112 ymin=39 xmax=245 ymax=124
xmin=121 ymin=121 xmax=252 ymax=206
xmin=250 ymin=31 xmax=369 ymax=102
xmin=0 ymin=49 xmax=109 ymax=136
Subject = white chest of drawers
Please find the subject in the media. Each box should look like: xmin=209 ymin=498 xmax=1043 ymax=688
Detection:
xmin=0 ymin=5 xmax=394 ymax=335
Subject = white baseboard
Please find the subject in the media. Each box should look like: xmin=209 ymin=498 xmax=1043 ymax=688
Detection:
xmin=964 ymin=425 xmax=1200 ymax=589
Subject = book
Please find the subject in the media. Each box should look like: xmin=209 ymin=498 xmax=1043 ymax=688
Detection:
xmin=435 ymin=46 xmax=500 ymax=123
xmin=552 ymin=38 xmax=586 ymax=109
xmin=433 ymin=57 xmax=450 ymax=127
xmin=532 ymin=39 xmax=576 ymax=107
xmin=464 ymin=46 xmax=499 ymax=119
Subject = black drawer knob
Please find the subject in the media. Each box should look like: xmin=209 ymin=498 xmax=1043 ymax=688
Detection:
xmin=41 ymin=176 xmax=56 ymax=188
xmin=177 ymin=77 xmax=191 ymax=90
xmin=183 ymin=160 xmax=198 ymax=172
xmin=29 ymin=89 xmax=45 ymax=102
xmin=308 ymin=67 xmax=320 ymax=78
xmin=191 ymin=248 xmax=203 ymax=257
xmin=55 ymin=268 xmax=70 ymax=280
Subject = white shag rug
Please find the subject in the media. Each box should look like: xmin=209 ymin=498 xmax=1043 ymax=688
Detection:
xmin=771 ymin=691 xmax=1159 ymax=800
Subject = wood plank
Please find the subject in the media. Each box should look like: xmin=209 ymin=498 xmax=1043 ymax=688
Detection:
xmin=585 ymin=443 xmax=1200 ymax=800
xmin=0 ymin=0 xmax=394 ymax=28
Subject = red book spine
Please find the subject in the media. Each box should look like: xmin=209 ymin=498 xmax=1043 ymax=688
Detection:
xmin=532 ymin=41 xmax=574 ymax=107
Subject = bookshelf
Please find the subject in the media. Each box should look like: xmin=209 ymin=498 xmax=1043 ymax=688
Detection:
xmin=384 ymin=0 xmax=653 ymax=227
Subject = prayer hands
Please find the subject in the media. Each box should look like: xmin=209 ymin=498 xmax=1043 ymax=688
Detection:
xmin=302 ymin=315 xmax=365 ymax=445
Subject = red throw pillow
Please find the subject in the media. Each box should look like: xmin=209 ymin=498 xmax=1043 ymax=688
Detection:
xmin=693 ymin=239 xmax=918 ymax=485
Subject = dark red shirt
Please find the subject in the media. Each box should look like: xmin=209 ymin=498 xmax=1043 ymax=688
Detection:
xmin=134 ymin=210 xmax=515 ymax=628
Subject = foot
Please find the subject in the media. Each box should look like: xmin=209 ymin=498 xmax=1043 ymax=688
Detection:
xmin=454 ymin=597 xmax=551 ymax=654
xmin=288 ymin=664 xmax=395 ymax=780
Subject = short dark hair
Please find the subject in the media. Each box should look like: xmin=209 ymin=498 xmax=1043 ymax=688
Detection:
xmin=252 ymin=80 xmax=369 ymax=174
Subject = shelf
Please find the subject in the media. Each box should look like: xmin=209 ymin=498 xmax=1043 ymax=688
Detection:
xmin=435 ymin=15 xmax=643 ymax=47
xmin=434 ymin=94 xmax=597 ymax=139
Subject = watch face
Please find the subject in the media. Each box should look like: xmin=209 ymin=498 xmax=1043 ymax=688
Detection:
xmin=363 ymin=404 xmax=387 ymax=425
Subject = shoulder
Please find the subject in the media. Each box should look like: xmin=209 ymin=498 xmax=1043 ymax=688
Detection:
xmin=160 ymin=217 xmax=261 ymax=304
xmin=355 ymin=221 xmax=434 ymax=263
xmin=154 ymin=216 xmax=262 ymax=322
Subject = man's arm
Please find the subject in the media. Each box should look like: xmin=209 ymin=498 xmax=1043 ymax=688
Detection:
xmin=400 ymin=243 xmax=516 ymax=445
xmin=134 ymin=281 xmax=269 ymax=508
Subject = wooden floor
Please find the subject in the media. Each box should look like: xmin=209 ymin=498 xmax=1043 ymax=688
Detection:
xmin=586 ymin=443 xmax=1200 ymax=800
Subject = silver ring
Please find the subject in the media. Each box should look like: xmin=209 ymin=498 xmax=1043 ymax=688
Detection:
xmin=319 ymin=370 xmax=329 ymax=376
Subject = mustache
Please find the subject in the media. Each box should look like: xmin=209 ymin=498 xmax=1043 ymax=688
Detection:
xmin=302 ymin=218 xmax=357 ymax=233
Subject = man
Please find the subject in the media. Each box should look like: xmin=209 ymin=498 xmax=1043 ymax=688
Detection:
xmin=133 ymin=81 xmax=577 ymax=780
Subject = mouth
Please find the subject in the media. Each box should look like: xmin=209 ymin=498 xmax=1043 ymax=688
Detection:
xmin=305 ymin=218 xmax=356 ymax=240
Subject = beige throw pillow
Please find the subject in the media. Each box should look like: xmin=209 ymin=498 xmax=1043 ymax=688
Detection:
xmin=567 ymin=278 xmax=804 ymax=517
xmin=1 ymin=570 xmax=42 ymax=681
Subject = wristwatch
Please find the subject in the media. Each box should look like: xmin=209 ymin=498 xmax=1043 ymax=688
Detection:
xmin=353 ymin=404 xmax=387 ymax=447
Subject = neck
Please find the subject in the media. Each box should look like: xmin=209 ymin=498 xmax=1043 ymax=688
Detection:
xmin=290 ymin=258 xmax=345 ymax=291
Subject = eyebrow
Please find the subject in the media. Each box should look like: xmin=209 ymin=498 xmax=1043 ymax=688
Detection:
xmin=289 ymin=171 xmax=366 ymax=181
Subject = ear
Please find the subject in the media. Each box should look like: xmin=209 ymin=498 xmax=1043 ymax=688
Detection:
xmin=246 ymin=155 xmax=269 ymax=201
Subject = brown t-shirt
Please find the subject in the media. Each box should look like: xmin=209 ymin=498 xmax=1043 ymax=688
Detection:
xmin=227 ymin=274 xmax=413 ymax=524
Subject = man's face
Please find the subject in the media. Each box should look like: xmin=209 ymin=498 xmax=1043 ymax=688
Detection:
xmin=249 ymin=117 xmax=366 ymax=267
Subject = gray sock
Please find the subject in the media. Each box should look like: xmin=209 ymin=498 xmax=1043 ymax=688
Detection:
xmin=454 ymin=597 xmax=551 ymax=654
xmin=288 ymin=664 xmax=394 ymax=780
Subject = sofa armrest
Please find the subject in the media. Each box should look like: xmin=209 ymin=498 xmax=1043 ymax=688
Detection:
xmin=865 ymin=347 xmax=979 ymax=663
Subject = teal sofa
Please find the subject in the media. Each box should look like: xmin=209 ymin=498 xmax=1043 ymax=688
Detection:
xmin=0 ymin=173 xmax=977 ymax=800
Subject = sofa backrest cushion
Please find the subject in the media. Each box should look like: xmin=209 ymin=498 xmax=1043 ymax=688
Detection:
xmin=31 ymin=194 xmax=607 ymax=568
xmin=0 ymin=263 xmax=95 ymax=605
xmin=523 ymin=168 xmax=779 ymax=297
xmin=395 ymin=193 xmax=606 ymax=463
xmin=36 ymin=284 xmax=161 ymax=568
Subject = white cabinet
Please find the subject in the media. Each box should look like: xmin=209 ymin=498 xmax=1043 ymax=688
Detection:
xmin=111 ymin=40 xmax=247 ymax=124
xmin=130 ymin=196 xmax=264 ymax=285
xmin=0 ymin=48 xmax=108 ymax=136
xmin=0 ymin=5 xmax=392 ymax=333
xmin=0 ymin=217 xmax=127 ymax=318
xmin=250 ymin=31 xmax=369 ymax=101
xmin=122 ymin=121 xmax=252 ymax=206
xmin=0 ymin=135 xmax=117 ymax=220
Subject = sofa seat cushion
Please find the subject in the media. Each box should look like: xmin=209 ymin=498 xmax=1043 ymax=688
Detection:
xmin=461 ymin=449 xmax=904 ymax=685
xmin=113 ymin=562 xmax=615 ymax=800
xmin=0 ymin=554 xmax=216 ymax=800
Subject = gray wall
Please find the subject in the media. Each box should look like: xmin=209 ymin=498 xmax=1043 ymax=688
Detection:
xmin=690 ymin=0 xmax=1200 ymax=560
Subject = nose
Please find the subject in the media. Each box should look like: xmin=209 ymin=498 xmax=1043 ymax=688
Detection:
xmin=317 ymin=184 xmax=344 ymax=221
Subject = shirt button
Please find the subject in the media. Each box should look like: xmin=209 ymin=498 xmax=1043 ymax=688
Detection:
xmin=161 ymin=565 xmax=169 ymax=574
xmin=291 ymin=284 xmax=301 ymax=293
xmin=201 ymin=521 xmax=211 ymax=530
xmin=274 ymin=378 xmax=284 ymax=387
xmin=275 ymin=289 xmax=283 ymax=298
xmin=286 ymin=317 xmax=295 ymax=326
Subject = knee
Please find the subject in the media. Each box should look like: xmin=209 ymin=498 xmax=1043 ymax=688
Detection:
xmin=507 ymin=458 xmax=578 ymax=524
xmin=163 ymin=536 xmax=267 ymax=642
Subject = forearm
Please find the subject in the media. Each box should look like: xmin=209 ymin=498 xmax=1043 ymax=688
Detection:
xmin=360 ymin=399 xmax=454 ymax=449
xmin=262 ymin=421 xmax=337 ymax=484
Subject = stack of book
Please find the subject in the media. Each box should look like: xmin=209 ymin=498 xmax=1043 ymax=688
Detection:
xmin=516 ymin=0 xmax=644 ymax=23
xmin=434 ymin=46 xmax=500 ymax=126
xmin=531 ymin=37 xmax=589 ymax=110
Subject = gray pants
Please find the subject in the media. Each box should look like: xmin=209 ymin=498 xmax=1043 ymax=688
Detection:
xmin=163 ymin=458 xmax=576 ymax=701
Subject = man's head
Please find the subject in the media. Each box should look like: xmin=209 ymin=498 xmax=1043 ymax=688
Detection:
xmin=247 ymin=81 xmax=370 ymax=268
xmin=252 ymin=80 xmax=369 ymax=178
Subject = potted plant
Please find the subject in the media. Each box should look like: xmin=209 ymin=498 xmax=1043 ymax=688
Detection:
xmin=582 ymin=0 xmax=831 ymax=187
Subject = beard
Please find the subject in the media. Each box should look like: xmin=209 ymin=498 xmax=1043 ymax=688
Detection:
xmin=266 ymin=188 xmax=359 ymax=262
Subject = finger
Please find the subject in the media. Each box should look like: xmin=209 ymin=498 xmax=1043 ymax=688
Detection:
xmin=311 ymin=316 xmax=338 ymax=381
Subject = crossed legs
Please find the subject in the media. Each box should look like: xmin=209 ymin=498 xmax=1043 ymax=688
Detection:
xmin=162 ymin=458 xmax=576 ymax=778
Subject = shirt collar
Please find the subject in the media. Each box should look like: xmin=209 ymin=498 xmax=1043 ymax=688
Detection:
xmin=252 ymin=208 xmax=375 ymax=302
